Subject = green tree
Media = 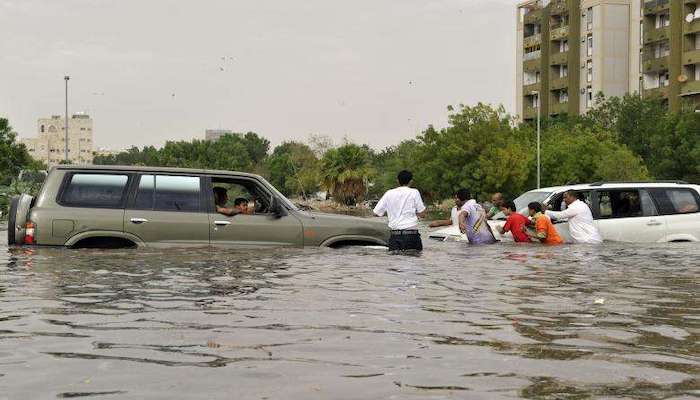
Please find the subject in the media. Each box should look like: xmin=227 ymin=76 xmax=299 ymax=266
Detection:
xmin=320 ymin=143 xmax=374 ymax=205
xmin=0 ymin=118 xmax=35 ymax=185
xmin=369 ymin=139 xmax=420 ymax=198
xmin=267 ymin=141 xmax=320 ymax=198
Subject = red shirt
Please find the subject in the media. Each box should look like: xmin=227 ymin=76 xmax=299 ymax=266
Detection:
xmin=503 ymin=213 xmax=530 ymax=243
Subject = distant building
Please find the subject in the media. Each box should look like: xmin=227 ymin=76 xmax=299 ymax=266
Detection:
xmin=21 ymin=114 xmax=94 ymax=166
xmin=205 ymin=129 xmax=234 ymax=141
xmin=93 ymin=148 xmax=123 ymax=158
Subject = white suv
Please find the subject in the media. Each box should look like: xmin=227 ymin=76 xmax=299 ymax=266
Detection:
xmin=430 ymin=181 xmax=700 ymax=243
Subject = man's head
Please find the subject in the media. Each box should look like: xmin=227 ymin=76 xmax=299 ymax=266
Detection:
xmin=500 ymin=200 xmax=517 ymax=216
xmin=491 ymin=192 xmax=504 ymax=207
xmin=213 ymin=187 xmax=229 ymax=206
xmin=455 ymin=188 xmax=471 ymax=207
xmin=397 ymin=170 xmax=413 ymax=186
xmin=563 ymin=190 xmax=578 ymax=206
xmin=233 ymin=198 xmax=249 ymax=214
xmin=527 ymin=202 xmax=543 ymax=217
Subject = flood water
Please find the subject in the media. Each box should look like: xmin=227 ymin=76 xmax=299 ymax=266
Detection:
xmin=0 ymin=222 xmax=698 ymax=399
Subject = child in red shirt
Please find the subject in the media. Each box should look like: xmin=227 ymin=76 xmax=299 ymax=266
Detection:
xmin=497 ymin=201 xmax=531 ymax=243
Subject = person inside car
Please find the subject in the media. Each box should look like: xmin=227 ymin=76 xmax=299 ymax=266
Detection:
xmin=233 ymin=197 xmax=253 ymax=215
xmin=213 ymin=187 xmax=242 ymax=216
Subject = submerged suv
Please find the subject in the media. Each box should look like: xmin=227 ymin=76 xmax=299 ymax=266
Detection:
xmin=7 ymin=165 xmax=390 ymax=248
xmin=429 ymin=181 xmax=700 ymax=243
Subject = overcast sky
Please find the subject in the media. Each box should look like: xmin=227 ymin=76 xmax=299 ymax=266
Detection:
xmin=1 ymin=0 xmax=519 ymax=150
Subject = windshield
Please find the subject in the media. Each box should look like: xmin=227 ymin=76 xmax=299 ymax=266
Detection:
xmin=514 ymin=190 xmax=553 ymax=211
xmin=262 ymin=177 xmax=299 ymax=212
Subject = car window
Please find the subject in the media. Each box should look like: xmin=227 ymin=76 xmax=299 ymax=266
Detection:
xmin=133 ymin=175 xmax=201 ymax=212
xmin=596 ymin=189 xmax=656 ymax=218
xmin=61 ymin=173 xmax=129 ymax=208
xmin=211 ymin=179 xmax=271 ymax=214
xmin=653 ymin=189 xmax=700 ymax=215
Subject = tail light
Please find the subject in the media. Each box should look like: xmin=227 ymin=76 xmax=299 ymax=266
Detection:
xmin=24 ymin=221 xmax=36 ymax=245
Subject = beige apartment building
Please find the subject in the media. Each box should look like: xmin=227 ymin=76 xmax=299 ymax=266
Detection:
xmin=21 ymin=114 xmax=94 ymax=166
xmin=516 ymin=0 xmax=641 ymax=121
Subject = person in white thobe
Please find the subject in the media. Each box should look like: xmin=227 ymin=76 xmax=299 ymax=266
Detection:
xmin=546 ymin=191 xmax=603 ymax=244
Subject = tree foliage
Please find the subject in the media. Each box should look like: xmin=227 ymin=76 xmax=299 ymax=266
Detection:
xmin=266 ymin=141 xmax=320 ymax=198
xmin=320 ymin=143 xmax=375 ymax=205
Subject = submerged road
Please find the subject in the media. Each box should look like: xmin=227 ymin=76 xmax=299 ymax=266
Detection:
xmin=0 ymin=222 xmax=698 ymax=399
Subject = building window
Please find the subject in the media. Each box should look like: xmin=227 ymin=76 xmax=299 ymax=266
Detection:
xmin=656 ymin=14 xmax=670 ymax=29
xmin=560 ymin=40 xmax=569 ymax=53
xmin=655 ymin=41 xmax=670 ymax=58
xmin=587 ymin=60 xmax=593 ymax=82
xmin=586 ymin=87 xmax=593 ymax=108
xmin=560 ymin=64 xmax=568 ymax=78
xmin=660 ymin=72 xmax=670 ymax=87
xmin=586 ymin=7 xmax=593 ymax=31
xmin=560 ymin=90 xmax=568 ymax=103
xmin=40 ymin=125 xmax=45 ymax=133
xmin=695 ymin=64 xmax=700 ymax=81
xmin=587 ymin=34 xmax=593 ymax=57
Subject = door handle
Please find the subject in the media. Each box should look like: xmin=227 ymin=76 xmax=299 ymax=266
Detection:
xmin=130 ymin=218 xmax=149 ymax=224
xmin=214 ymin=220 xmax=231 ymax=226
xmin=647 ymin=220 xmax=663 ymax=226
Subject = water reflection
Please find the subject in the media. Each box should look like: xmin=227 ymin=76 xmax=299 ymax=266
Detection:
xmin=0 ymin=223 xmax=698 ymax=399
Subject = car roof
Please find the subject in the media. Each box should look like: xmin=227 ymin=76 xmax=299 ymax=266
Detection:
xmin=51 ymin=164 xmax=262 ymax=179
xmin=534 ymin=182 xmax=700 ymax=193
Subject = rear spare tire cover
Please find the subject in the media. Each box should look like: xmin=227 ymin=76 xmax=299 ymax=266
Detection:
xmin=7 ymin=196 xmax=19 ymax=245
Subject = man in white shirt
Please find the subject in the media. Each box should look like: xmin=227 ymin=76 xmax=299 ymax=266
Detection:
xmin=373 ymin=170 xmax=427 ymax=252
xmin=546 ymin=190 xmax=603 ymax=244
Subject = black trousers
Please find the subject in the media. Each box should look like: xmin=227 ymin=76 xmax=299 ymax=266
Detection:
xmin=388 ymin=232 xmax=423 ymax=252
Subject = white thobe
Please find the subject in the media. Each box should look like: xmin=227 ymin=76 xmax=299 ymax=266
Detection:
xmin=546 ymin=199 xmax=603 ymax=244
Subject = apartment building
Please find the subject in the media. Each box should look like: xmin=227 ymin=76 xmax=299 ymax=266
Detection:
xmin=21 ymin=114 xmax=94 ymax=166
xmin=641 ymin=0 xmax=700 ymax=110
xmin=205 ymin=129 xmax=234 ymax=141
xmin=516 ymin=0 xmax=641 ymax=121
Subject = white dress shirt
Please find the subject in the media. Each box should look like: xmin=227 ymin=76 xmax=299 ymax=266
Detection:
xmin=373 ymin=186 xmax=426 ymax=230
xmin=546 ymin=199 xmax=603 ymax=244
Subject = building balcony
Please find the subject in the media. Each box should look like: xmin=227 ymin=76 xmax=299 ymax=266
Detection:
xmin=549 ymin=0 xmax=569 ymax=16
xmin=523 ymin=106 xmax=538 ymax=120
xmin=524 ymin=34 xmax=542 ymax=48
xmin=644 ymin=86 xmax=670 ymax=98
xmin=549 ymin=102 xmax=568 ymax=115
xmin=644 ymin=27 xmax=670 ymax=44
xmin=550 ymin=77 xmax=568 ymax=90
xmin=685 ymin=18 xmax=700 ymax=35
xmin=550 ymin=51 xmax=568 ymax=65
xmin=643 ymin=0 xmax=670 ymax=15
xmin=550 ymin=26 xmax=569 ymax=41
xmin=681 ymin=80 xmax=700 ymax=96
xmin=524 ymin=9 xmax=543 ymax=25
xmin=523 ymin=57 xmax=541 ymax=72
xmin=683 ymin=49 xmax=700 ymax=66
xmin=523 ymin=82 xmax=541 ymax=95
xmin=643 ymin=55 xmax=670 ymax=72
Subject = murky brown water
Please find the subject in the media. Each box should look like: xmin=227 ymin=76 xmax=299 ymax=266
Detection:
xmin=0 ymin=222 xmax=698 ymax=399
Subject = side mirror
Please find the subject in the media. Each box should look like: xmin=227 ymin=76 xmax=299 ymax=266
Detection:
xmin=270 ymin=196 xmax=287 ymax=218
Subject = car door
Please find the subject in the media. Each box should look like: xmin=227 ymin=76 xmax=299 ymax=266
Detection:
xmin=648 ymin=188 xmax=700 ymax=242
xmin=124 ymin=174 xmax=210 ymax=247
xmin=593 ymin=188 xmax=666 ymax=243
xmin=206 ymin=176 xmax=303 ymax=247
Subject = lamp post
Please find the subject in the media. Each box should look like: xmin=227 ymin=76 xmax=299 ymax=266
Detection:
xmin=64 ymin=76 xmax=70 ymax=163
xmin=531 ymin=90 xmax=541 ymax=189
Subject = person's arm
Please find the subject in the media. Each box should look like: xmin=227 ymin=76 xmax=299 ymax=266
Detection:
xmin=373 ymin=195 xmax=387 ymax=217
xmin=429 ymin=218 xmax=452 ymax=228
xmin=458 ymin=209 xmax=469 ymax=233
xmin=546 ymin=202 xmax=581 ymax=221
xmin=415 ymin=191 xmax=427 ymax=219
xmin=216 ymin=205 xmax=240 ymax=217
xmin=522 ymin=223 xmax=546 ymax=242
xmin=499 ymin=217 xmax=512 ymax=234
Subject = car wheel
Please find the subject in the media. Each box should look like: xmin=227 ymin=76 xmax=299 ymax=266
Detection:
xmin=7 ymin=196 xmax=19 ymax=245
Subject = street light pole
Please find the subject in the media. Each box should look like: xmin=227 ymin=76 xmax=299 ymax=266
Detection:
xmin=532 ymin=91 xmax=541 ymax=189
xmin=64 ymin=76 xmax=70 ymax=163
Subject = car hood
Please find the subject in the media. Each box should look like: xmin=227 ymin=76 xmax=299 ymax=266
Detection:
xmin=302 ymin=211 xmax=387 ymax=228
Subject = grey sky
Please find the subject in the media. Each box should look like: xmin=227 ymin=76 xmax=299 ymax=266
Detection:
xmin=1 ymin=0 xmax=518 ymax=150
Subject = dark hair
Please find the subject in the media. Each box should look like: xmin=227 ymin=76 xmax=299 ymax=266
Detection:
xmin=527 ymin=202 xmax=543 ymax=213
xmin=455 ymin=188 xmax=471 ymax=201
xmin=501 ymin=200 xmax=517 ymax=211
xmin=234 ymin=198 xmax=248 ymax=207
xmin=564 ymin=190 xmax=585 ymax=200
xmin=213 ymin=187 xmax=228 ymax=197
xmin=397 ymin=170 xmax=413 ymax=186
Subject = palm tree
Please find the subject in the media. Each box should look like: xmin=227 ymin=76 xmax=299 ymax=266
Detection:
xmin=320 ymin=144 xmax=375 ymax=206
